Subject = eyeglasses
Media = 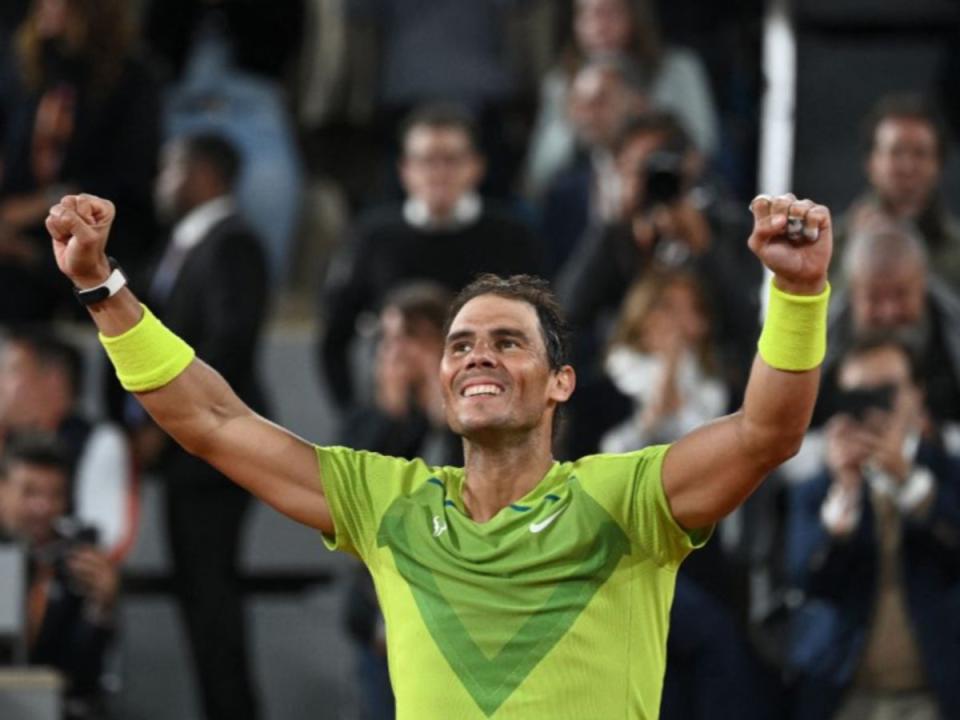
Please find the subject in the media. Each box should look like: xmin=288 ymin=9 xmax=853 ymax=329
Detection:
xmin=404 ymin=151 xmax=473 ymax=168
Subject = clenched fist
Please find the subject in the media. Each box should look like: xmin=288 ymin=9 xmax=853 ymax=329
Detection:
xmin=45 ymin=193 xmax=116 ymax=288
xmin=747 ymin=193 xmax=832 ymax=295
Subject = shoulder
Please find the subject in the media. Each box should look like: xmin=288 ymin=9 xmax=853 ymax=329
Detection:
xmin=571 ymin=446 xmax=670 ymax=483
xmin=354 ymin=204 xmax=409 ymax=235
xmin=476 ymin=203 xmax=536 ymax=236
xmin=929 ymin=277 xmax=960 ymax=320
xmin=657 ymin=47 xmax=709 ymax=77
xmin=316 ymin=445 xmax=441 ymax=486
xmin=205 ymin=213 xmax=266 ymax=255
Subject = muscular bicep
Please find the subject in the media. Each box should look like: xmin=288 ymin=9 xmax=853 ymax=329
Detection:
xmin=662 ymin=356 xmax=819 ymax=530
xmin=202 ymin=412 xmax=333 ymax=532
xmin=661 ymin=413 xmax=762 ymax=531
xmin=136 ymin=359 xmax=333 ymax=533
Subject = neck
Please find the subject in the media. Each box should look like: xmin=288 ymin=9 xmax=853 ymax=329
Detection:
xmin=460 ymin=430 xmax=555 ymax=522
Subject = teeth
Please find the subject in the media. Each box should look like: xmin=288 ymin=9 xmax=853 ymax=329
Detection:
xmin=463 ymin=384 xmax=503 ymax=397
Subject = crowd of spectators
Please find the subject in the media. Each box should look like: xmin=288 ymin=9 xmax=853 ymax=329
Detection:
xmin=0 ymin=1 xmax=958 ymax=720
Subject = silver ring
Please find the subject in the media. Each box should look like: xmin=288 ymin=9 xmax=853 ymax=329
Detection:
xmin=786 ymin=216 xmax=804 ymax=240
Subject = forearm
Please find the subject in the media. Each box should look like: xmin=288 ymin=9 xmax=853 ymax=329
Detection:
xmin=738 ymin=355 xmax=821 ymax=468
xmin=663 ymin=277 xmax=829 ymax=529
xmin=85 ymin=288 xmax=260 ymax=474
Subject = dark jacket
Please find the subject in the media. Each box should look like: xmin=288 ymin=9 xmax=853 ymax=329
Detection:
xmin=30 ymin=558 xmax=113 ymax=706
xmin=317 ymin=202 xmax=541 ymax=410
xmin=786 ymin=442 xmax=960 ymax=719
xmin=150 ymin=211 xmax=270 ymax=485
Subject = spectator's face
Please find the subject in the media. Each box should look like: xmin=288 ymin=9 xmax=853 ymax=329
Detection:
xmin=575 ymin=0 xmax=634 ymax=56
xmin=34 ymin=0 xmax=70 ymax=40
xmin=378 ymin=308 xmax=444 ymax=379
xmin=569 ymin=67 xmax=644 ymax=149
xmin=400 ymin=126 xmax=483 ymax=219
xmin=641 ymin=279 xmax=708 ymax=353
xmin=440 ymin=295 xmax=574 ymax=441
xmin=850 ymin=261 xmax=927 ymax=334
xmin=0 ymin=344 xmax=44 ymax=428
xmin=867 ymin=117 xmax=940 ymax=216
xmin=1 ymin=462 xmax=68 ymax=547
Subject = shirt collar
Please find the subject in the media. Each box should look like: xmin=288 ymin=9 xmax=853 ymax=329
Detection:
xmin=171 ymin=196 xmax=235 ymax=251
xmin=403 ymin=192 xmax=482 ymax=231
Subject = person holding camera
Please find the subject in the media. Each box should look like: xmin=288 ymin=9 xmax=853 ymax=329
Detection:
xmin=786 ymin=337 xmax=960 ymax=720
xmin=0 ymin=433 xmax=118 ymax=719
xmin=557 ymin=111 xmax=761 ymax=456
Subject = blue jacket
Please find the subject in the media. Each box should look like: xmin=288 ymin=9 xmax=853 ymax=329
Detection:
xmin=786 ymin=442 xmax=960 ymax=719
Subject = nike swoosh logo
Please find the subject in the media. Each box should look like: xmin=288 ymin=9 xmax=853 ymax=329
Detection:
xmin=529 ymin=507 xmax=566 ymax=533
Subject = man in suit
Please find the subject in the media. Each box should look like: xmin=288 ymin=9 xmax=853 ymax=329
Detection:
xmin=143 ymin=131 xmax=269 ymax=720
xmin=787 ymin=337 xmax=960 ymax=719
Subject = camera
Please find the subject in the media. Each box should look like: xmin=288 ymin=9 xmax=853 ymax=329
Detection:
xmin=831 ymin=384 xmax=895 ymax=421
xmin=642 ymin=151 xmax=685 ymax=209
xmin=47 ymin=517 xmax=99 ymax=575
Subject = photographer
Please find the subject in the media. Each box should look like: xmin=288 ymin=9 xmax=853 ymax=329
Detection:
xmin=558 ymin=112 xmax=760 ymax=388
xmin=786 ymin=337 xmax=960 ymax=719
xmin=0 ymin=433 xmax=118 ymax=720
xmin=557 ymin=112 xmax=761 ymax=457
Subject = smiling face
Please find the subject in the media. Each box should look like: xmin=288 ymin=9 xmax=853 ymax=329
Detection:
xmin=440 ymin=295 xmax=575 ymax=444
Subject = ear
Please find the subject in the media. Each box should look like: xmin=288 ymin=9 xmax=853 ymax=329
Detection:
xmin=549 ymin=365 xmax=576 ymax=404
xmin=469 ymin=153 xmax=487 ymax=185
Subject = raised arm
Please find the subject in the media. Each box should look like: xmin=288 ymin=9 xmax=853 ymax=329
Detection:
xmin=46 ymin=194 xmax=333 ymax=533
xmin=662 ymin=193 xmax=832 ymax=530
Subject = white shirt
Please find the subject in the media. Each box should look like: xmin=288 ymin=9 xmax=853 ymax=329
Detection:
xmin=151 ymin=196 xmax=235 ymax=301
xmin=403 ymin=192 xmax=482 ymax=231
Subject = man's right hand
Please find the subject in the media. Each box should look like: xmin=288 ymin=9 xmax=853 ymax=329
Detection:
xmin=45 ymin=194 xmax=115 ymax=287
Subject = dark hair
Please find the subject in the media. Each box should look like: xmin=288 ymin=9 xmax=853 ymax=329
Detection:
xmin=613 ymin=110 xmax=690 ymax=157
xmin=0 ymin=432 xmax=71 ymax=481
xmin=383 ymin=282 xmax=453 ymax=335
xmin=16 ymin=0 xmax=135 ymax=99
xmin=559 ymin=0 xmax=664 ymax=77
xmin=4 ymin=328 xmax=84 ymax=399
xmin=444 ymin=274 xmax=570 ymax=371
xmin=841 ymin=332 xmax=924 ymax=387
xmin=182 ymin=132 xmax=243 ymax=188
xmin=609 ymin=268 xmax=717 ymax=373
xmin=862 ymin=93 xmax=948 ymax=163
xmin=400 ymin=102 xmax=481 ymax=154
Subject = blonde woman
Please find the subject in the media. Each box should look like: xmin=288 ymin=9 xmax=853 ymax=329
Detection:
xmin=601 ymin=269 xmax=727 ymax=451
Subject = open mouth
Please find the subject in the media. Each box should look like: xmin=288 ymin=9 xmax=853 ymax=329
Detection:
xmin=462 ymin=383 xmax=504 ymax=398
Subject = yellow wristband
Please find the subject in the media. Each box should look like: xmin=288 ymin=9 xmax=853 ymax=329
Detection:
xmin=99 ymin=305 xmax=196 ymax=392
xmin=757 ymin=282 xmax=830 ymax=372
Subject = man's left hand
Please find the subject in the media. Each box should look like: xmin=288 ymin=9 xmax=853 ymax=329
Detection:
xmin=748 ymin=193 xmax=832 ymax=295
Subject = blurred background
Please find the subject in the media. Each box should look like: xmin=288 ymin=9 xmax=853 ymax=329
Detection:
xmin=1 ymin=0 xmax=960 ymax=718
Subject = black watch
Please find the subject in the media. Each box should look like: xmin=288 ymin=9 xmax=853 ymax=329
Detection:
xmin=73 ymin=257 xmax=128 ymax=306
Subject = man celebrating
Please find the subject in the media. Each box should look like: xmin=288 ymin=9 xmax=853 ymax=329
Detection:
xmin=45 ymin=191 xmax=831 ymax=718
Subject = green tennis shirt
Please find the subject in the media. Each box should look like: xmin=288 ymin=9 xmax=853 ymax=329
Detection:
xmin=316 ymin=444 xmax=710 ymax=719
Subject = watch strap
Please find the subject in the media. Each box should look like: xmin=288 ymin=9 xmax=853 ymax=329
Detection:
xmin=73 ymin=258 xmax=127 ymax=306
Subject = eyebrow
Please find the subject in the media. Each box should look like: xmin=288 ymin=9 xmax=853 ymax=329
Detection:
xmin=445 ymin=327 xmax=531 ymax=344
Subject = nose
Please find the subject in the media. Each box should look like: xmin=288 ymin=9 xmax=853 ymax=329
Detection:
xmin=872 ymin=298 xmax=904 ymax=327
xmin=465 ymin=339 xmax=497 ymax=369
